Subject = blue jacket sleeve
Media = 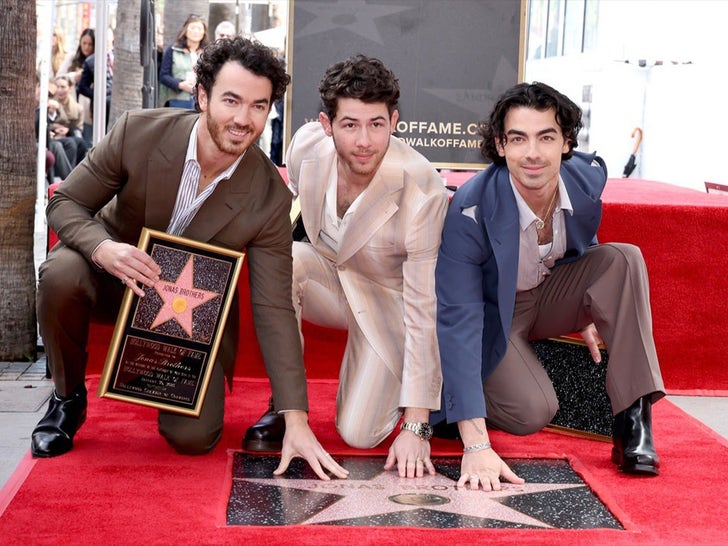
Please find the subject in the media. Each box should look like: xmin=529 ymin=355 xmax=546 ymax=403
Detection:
xmin=435 ymin=184 xmax=491 ymax=423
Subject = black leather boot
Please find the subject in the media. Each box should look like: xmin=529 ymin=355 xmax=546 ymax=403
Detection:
xmin=31 ymin=383 xmax=88 ymax=458
xmin=611 ymin=395 xmax=660 ymax=476
xmin=242 ymin=398 xmax=285 ymax=452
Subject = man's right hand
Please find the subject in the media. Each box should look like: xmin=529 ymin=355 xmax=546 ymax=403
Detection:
xmin=457 ymin=417 xmax=524 ymax=491
xmin=273 ymin=410 xmax=349 ymax=481
xmin=92 ymin=240 xmax=161 ymax=297
xmin=458 ymin=448 xmax=524 ymax=491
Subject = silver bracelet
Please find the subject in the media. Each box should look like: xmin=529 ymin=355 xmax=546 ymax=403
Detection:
xmin=463 ymin=442 xmax=492 ymax=454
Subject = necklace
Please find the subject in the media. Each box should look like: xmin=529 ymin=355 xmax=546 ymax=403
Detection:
xmin=535 ymin=187 xmax=559 ymax=231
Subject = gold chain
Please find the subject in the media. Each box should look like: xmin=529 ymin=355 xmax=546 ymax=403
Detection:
xmin=535 ymin=187 xmax=559 ymax=231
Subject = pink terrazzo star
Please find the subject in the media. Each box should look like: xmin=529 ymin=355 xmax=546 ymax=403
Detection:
xmin=150 ymin=256 xmax=219 ymax=337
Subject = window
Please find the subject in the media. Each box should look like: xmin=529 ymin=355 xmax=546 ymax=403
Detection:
xmin=527 ymin=0 xmax=598 ymax=59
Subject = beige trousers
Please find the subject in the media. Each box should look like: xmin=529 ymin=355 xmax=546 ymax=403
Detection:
xmin=292 ymin=241 xmax=402 ymax=449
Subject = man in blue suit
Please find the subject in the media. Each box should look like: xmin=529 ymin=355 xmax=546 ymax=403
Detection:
xmin=434 ymin=82 xmax=665 ymax=490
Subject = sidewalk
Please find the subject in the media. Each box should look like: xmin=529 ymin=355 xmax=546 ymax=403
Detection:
xmin=0 ymin=356 xmax=52 ymax=489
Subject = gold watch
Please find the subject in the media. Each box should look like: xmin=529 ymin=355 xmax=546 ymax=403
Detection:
xmin=400 ymin=421 xmax=434 ymax=441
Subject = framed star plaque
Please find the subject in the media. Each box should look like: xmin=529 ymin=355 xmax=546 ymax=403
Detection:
xmin=98 ymin=228 xmax=244 ymax=416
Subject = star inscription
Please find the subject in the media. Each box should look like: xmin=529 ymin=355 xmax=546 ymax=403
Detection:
xmin=150 ymin=256 xmax=220 ymax=337
xmin=246 ymin=471 xmax=583 ymax=527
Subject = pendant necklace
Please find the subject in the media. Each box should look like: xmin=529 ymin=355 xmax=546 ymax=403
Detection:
xmin=535 ymin=188 xmax=559 ymax=231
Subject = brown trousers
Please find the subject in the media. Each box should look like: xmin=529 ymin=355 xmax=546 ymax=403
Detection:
xmin=37 ymin=244 xmax=225 ymax=454
xmin=483 ymin=243 xmax=665 ymax=435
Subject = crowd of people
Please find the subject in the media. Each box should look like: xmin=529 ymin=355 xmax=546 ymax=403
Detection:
xmin=38 ymin=26 xmax=100 ymax=182
xmin=31 ymin=20 xmax=666 ymax=490
xmin=39 ymin=19 xmax=286 ymax=184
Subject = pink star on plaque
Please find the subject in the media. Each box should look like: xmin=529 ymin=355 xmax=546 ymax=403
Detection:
xmin=150 ymin=256 xmax=219 ymax=337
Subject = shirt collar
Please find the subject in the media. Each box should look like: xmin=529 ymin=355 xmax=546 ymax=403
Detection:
xmin=509 ymin=175 xmax=573 ymax=231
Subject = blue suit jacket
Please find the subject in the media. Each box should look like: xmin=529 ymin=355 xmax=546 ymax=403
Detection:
xmin=431 ymin=151 xmax=607 ymax=424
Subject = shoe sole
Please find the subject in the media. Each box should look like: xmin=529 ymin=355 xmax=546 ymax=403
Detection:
xmin=611 ymin=447 xmax=659 ymax=476
xmin=620 ymin=463 xmax=660 ymax=476
xmin=242 ymin=439 xmax=282 ymax=452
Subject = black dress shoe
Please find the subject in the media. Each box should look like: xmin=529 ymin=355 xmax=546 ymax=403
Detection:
xmin=611 ymin=395 xmax=660 ymax=476
xmin=31 ymin=384 xmax=88 ymax=458
xmin=242 ymin=398 xmax=285 ymax=452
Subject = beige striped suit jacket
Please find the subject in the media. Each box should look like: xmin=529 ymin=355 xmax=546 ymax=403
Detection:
xmin=286 ymin=122 xmax=448 ymax=410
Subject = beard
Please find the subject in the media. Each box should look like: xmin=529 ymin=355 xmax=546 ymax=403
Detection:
xmin=206 ymin=110 xmax=257 ymax=156
xmin=332 ymin=135 xmax=390 ymax=179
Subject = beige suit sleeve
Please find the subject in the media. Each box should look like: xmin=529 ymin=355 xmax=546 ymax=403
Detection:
xmin=399 ymin=175 xmax=449 ymax=410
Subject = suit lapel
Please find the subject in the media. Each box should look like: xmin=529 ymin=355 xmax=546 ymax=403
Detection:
xmin=298 ymin=143 xmax=333 ymax=249
xmin=182 ymin=147 xmax=257 ymax=243
xmin=337 ymin=161 xmax=401 ymax=263
xmin=144 ymin=114 xmax=196 ymax=231
xmin=482 ymin=168 xmax=520 ymax=337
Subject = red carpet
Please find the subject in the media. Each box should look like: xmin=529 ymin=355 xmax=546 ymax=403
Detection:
xmin=18 ymin=175 xmax=724 ymax=543
xmin=1 ymin=377 xmax=727 ymax=546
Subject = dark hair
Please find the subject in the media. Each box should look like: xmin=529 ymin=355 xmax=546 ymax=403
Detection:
xmin=70 ymin=28 xmax=94 ymax=72
xmin=318 ymin=54 xmax=399 ymax=121
xmin=194 ymin=36 xmax=290 ymax=111
xmin=479 ymin=82 xmax=582 ymax=165
xmin=174 ymin=15 xmax=211 ymax=50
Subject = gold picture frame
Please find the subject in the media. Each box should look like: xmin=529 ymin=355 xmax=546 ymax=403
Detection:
xmin=98 ymin=228 xmax=244 ymax=416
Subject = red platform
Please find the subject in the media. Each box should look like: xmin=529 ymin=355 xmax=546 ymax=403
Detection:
xmin=49 ymin=172 xmax=728 ymax=393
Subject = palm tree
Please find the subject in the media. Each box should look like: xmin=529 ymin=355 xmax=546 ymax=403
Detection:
xmin=0 ymin=0 xmax=38 ymax=360
xmin=109 ymin=0 xmax=145 ymax=127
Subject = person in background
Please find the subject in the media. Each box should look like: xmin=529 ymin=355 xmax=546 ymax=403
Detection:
xmin=159 ymin=14 xmax=210 ymax=109
xmin=30 ymin=36 xmax=347 ymax=482
xmin=50 ymin=26 xmax=68 ymax=77
xmin=77 ymin=28 xmax=113 ymax=143
xmin=214 ymin=20 xmax=236 ymax=40
xmin=35 ymin=78 xmax=73 ymax=182
xmin=433 ymin=82 xmax=665 ymax=491
xmin=268 ymin=98 xmax=284 ymax=165
xmin=58 ymin=28 xmax=95 ymax=146
xmin=51 ymin=74 xmax=88 ymax=166
xmin=244 ymin=55 xmax=449 ymax=479
xmin=58 ymin=27 xmax=95 ymax=87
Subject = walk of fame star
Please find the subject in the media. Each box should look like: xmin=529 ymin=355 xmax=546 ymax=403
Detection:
xmin=295 ymin=1 xmax=415 ymax=44
xmin=150 ymin=256 xmax=220 ymax=338
xmin=226 ymin=455 xmax=622 ymax=529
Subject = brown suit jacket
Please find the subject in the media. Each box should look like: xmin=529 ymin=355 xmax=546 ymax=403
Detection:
xmin=48 ymin=108 xmax=308 ymax=411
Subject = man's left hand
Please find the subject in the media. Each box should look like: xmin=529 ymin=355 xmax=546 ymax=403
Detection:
xmin=384 ymin=430 xmax=436 ymax=478
xmin=580 ymin=322 xmax=604 ymax=363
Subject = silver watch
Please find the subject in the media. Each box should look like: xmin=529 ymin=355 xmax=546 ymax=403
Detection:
xmin=400 ymin=421 xmax=433 ymax=441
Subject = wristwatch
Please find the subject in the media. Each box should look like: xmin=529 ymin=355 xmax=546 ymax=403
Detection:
xmin=400 ymin=421 xmax=434 ymax=441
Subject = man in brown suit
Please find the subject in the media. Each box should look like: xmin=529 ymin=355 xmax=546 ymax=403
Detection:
xmin=31 ymin=37 xmax=348 ymax=481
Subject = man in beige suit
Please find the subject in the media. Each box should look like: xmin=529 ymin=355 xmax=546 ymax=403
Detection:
xmin=244 ymin=55 xmax=449 ymax=478
xmin=31 ymin=37 xmax=347 ymax=481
